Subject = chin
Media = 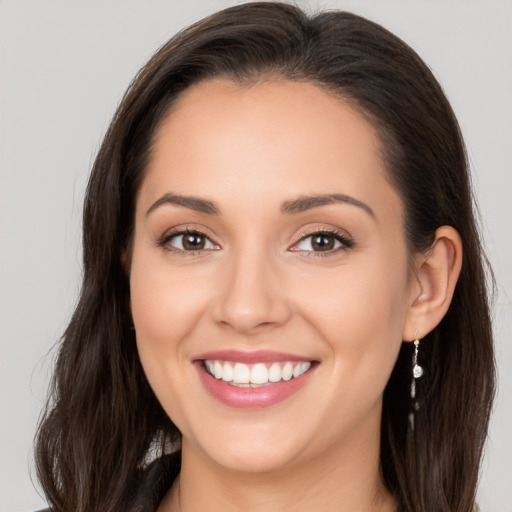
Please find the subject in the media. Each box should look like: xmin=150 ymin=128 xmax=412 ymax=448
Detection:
xmin=205 ymin=442 xmax=305 ymax=474
xmin=183 ymin=418 xmax=314 ymax=474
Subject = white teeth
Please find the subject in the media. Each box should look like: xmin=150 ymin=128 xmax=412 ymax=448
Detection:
xmin=204 ymin=359 xmax=313 ymax=386
xmin=233 ymin=363 xmax=250 ymax=384
xmin=222 ymin=361 xmax=233 ymax=382
xmin=293 ymin=361 xmax=311 ymax=377
xmin=214 ymin=361 xmax=223 ymax=379
xmin=268 ymin=362 xmax=282 ymax=382
xmin=300 ymin=361 xmax=311 ymax=374
xmin=250 ymin=363 xmax=268 ymax=384
xmin=282 ymin=362 xmax=293 ymax=381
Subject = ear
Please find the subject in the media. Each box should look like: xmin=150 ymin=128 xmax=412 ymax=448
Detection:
xmin=402 ymin=226 xmax=463 ymax=341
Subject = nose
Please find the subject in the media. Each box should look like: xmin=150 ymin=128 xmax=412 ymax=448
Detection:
xmin=212 ymin=247 xmax=292 ymax=334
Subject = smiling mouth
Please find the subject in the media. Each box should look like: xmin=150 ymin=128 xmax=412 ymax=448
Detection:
xmin=194 ymin=352 xmax=318 ymax=408
xmin=203 ymin=360 xmax=313 ymax=387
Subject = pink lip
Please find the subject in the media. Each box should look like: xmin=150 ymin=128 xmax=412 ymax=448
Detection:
xmin=193 ymin=352 xmax=317 ymax=409
xmin=193 ymin=350 xmax=312 ymax=364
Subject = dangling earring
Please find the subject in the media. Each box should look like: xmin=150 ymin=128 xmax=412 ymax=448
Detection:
xmin=409 ymin=331 xmax=424 ymax=430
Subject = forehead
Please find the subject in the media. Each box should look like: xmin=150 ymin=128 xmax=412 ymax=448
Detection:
xmin=140 ymin=78 xmax=400 ymax=218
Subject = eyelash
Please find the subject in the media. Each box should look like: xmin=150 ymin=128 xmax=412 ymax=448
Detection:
xmin=291 ymin=228 xmax=354 ymax=256
xmin=157 ymin=227 xmax=353 ymax=257
xmin=157 ymin=228 xmax=219 ymax=256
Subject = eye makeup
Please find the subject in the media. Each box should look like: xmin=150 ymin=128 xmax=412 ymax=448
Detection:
xmin=289 ymin=227 xmax=354 ymax=256
xmin=157 ymin=226 xmax=221 ymax=256
xmin=156 ymin=223 xmax=354 ymax=258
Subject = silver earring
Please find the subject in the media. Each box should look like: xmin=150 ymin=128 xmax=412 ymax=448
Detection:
xmin=412 ymin=336 xmax=424 ymax=376
xmin=409 ymin=332 xmax=424 ymax=429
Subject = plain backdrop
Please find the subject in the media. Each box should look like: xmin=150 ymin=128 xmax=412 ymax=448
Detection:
xmin=0 ymin=1 xmax=511 ymax=511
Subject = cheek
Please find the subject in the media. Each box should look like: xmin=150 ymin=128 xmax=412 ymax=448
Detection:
xmin=297 ymin=250 xmax=410 ymax=391
xmin=128 ymin=249 xmax=215 ymax=426
xmin=129 ymin=254 xmax=214 ymax=410
xmin=130 ymin=250 xmax=212 ymax=347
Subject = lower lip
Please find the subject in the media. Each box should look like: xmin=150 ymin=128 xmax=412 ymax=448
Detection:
xmin=195 ymin=363 xmax=315 ymax=409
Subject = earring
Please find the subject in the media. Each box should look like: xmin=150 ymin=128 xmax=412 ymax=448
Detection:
xmin=409 ymin=331 xmax=424 ymax=430
xmin=412 ymin=336 xmax=424 ymax=378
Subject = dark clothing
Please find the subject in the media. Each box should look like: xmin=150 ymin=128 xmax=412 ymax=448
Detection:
xmin=36 ymin=452 xmax=181 ymax=512
xmin=129 ymin=452 xmax=181 ymax=512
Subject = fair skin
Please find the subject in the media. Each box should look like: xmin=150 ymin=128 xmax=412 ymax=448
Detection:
xmin=129 ymin=79 xmax=462 ymax=512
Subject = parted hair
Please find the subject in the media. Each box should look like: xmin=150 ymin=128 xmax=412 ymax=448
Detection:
xmin=35 ymin=3 xmax=495 ymax=511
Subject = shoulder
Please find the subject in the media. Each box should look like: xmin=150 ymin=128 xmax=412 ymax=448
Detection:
xmin=128 ymin=451 xmax=181 ymax=512
xmin=34 ymin=452 xmax=181 ymax=512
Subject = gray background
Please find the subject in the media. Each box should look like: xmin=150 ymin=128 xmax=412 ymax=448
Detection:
xmin=1 ymin=1 xmax=510 ymax=510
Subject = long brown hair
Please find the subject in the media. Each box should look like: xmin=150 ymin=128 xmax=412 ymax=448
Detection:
xmin=35 ymin=3 xmax=495 ymax=511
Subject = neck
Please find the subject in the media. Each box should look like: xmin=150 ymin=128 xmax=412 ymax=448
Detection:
xmin=160 ymin=419 xmax=395 ymax=512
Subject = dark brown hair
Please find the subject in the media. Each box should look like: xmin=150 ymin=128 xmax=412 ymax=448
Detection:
xmin=35 ymin=3 xmax=495 ymax=511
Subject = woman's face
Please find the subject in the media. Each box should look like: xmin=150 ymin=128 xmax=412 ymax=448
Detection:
xmin=130 ymin=79 xmax=417 ymax=472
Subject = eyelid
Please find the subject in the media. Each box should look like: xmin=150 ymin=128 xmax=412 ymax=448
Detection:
xmin=156 ymin=224 xmax=353 ymax=255
xmin=289 ymin=226 xmax=354 ymax=253
xmin=157 ymin=225 xmax=221 ymax=253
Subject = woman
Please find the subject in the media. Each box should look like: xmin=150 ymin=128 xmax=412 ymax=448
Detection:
xmin=35 ymin=2 xmax=495 ymax=511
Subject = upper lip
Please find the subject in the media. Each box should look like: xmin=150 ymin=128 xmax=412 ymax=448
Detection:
xmin=193 ymin=350 xmax=314 ymax=364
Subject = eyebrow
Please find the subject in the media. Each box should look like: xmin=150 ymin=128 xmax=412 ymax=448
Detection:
xmin=146 ymin=192 xmax=375 ymax=219
xmin=146 ymin=192 xmax=220 ymax=216
xmin=281 ymin=194 xmax=375 ymax=218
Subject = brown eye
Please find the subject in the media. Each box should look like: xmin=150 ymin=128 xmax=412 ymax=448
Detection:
xmin=182 ymin=233 xmax=206 ymax=250
xmin=311 ymin=234 xmax=336 ymax=251
xmin=165 ymin=231 xmax=218 ymax=252
xmin=292 ymin=231 xmax=352 ymax=253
